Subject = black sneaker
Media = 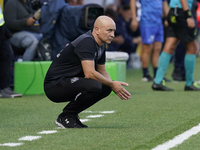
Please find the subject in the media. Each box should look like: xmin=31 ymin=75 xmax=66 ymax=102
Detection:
xmin=141 ymin=75 xmax=153 ymax=82
xmin=0 ymin=91 xmax=13 ymax=98
xmin=75 ymin=115 xmax=88 ymax=128
xmin=163 ymin=77 xmax=171 ymax=82
xmin=55 ymin=115 xmax=83 ymax=128
xmin=172 ymin=70 xmax=185 ymax=81
xmin=1 ymin=87 xmax=22 ymax=98
xmin=152 ymin=80 xmax=174 ymax=91
xmin=184 ymin=82 xmax=200 ymax=91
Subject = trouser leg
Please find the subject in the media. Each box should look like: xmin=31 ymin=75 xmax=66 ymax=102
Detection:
xmin=44 ymin=77 xmax=112 ymax=116
xmin=0 ymin=40 xmax=13 ymax=89
xmin=66 ymin=85 xmax=112 ymax=114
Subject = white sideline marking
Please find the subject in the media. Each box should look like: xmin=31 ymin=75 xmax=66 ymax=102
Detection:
xmin=38 ymin=130 xmax=57 ymax=134
xmin=83 ymin=110 xmax=115 ymax=113
xmin=86 ymin=114 xmax=104 ymax=118
xmin=1 ymin=110 xmax=115 ymax=147
xmin=99 ymin=111 xmax=115 ymax=114
xmin=18 ymin=136 xmax=41 ymax=141
xmin=0 ymin=143 xmax=23 ymax=147
xmin=80 ymin=119 xmax=90 ymax=122
xmin=152 ymin=123 xmax=200 ymax=150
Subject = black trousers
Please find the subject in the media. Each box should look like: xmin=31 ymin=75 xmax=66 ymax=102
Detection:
xmin=0 ymin=39 xmax=13 ymax=90
xmin=44 ymin=77 xmax=112 ymax=115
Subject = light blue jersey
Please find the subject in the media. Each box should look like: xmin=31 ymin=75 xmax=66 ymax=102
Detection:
xmin=169 ymin=0 xmax=193 ymax=9
xmin=139 ymin=0 xmax=166 ymax=26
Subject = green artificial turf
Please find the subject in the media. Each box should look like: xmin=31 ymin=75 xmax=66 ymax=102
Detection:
xmin=0 ymin=58 xmax=200 ymax=150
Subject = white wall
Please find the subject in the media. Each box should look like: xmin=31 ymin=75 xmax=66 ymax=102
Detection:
xmin=83 ymin=0 xmax=117 ymax=7
xmin=83 ymin=0 xmax=104 ymax=6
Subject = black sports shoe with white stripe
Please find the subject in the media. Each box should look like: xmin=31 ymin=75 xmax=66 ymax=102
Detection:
xmin=55 ymin=115 xmax=82 ymax=128
xmin=75 ymin=115 xmax=88 ymax=128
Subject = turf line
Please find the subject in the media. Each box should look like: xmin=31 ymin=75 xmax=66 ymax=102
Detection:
xmin=152 ymin=123 xmax=200 ymax=150
xmin=0 ymin=110 xmax=115 ymax=147
xmin=38 ymin=130 xmax=58 ymax=134
xmin=18 ymin=136 xmax=41 ymax=141
xmin=86 ymin=114 xmax=104 ymax=118
xmin=0 ymin=143 xmax=23 ymax=147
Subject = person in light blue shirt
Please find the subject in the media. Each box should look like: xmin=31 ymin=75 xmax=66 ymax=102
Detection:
xmin=130 ymin=0 xmax=169 ymax=82
xmin=152 ymin=0 xmax=200 ymax=91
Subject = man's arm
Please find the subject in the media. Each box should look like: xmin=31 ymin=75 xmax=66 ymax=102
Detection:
xmin=96 ymin=64 xmax=111 ymax=80
xmin=81 ymin=60 xmax=131 ymax=100
xmin=130 ymin=0 xmax=139 ymax=31
xmin=163 ymin=1 xmax=169 ymax=17
xmin=180 ymin=0 xmax=190 ymax=10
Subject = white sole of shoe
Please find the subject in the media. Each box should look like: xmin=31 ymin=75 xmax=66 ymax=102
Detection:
xmin=55 ymin=120 xmax=66 ymax=129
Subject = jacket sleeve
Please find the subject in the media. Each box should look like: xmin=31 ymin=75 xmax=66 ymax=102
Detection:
xmin=4 ymin=0 xmax=28 ymax=31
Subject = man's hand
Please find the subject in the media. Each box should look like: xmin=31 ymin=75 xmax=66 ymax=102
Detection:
xmin=111 ymin=81 xmax=131 ymax=100
xmin=130 ymin=19 xmax=139 ymax=32
xmin=187 ymin=17 xmax=195 ymax=28
xmin=26 ymin=17 xmax=36 ymax=26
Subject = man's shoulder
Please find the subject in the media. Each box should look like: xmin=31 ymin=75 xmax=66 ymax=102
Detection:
xmin=71 ymin=32 xmax=94 ymax=47
xmin=5 ymin=0 xmax=17 ymax=7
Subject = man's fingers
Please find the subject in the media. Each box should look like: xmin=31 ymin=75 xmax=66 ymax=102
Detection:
xmin=117 ymin=89 xmax=131 ymax=100
xmin=120 ymin=82 xmax=129 ymax=87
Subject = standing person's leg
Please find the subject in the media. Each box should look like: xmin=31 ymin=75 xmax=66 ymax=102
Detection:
xmin=172 ymin=41 xmax=186 ymax=81
xmin=152 ymin=37 xmax=179 ymax=91
xmin=141 ymin=44 xmax=153 ymax=81
xmin=0 ymin=40 xmax=13 ymax=91
xmin=151 ymin=41 xmax=162 ymax=78
xmin=184 ymin=40 xmax=200 ymax=90
xmin=0 ymin=40 xmax=22 ymax=98
xmin=139 ymin=25 xmax=154 ymax=82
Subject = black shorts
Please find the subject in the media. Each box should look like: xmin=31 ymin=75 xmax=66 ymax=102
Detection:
xmin=166 ymin=8 xmax=197 ymax=43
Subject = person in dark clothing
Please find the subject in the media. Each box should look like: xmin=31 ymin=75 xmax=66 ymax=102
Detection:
xmin=171 ymin=41 xmax=186 ymax=81
xmin=0 ymin=5 xmax=22 ymax=98
xmin=44 ymin=16 xmax=131 ymax=128
xmin=4 ymin=0 xmax=43 ymax=61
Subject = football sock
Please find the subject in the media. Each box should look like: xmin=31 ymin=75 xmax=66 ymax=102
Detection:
xmin=142 ymin=68 xmax=149 ymax=77
xmin=154 ymin=52 xmax=171 ymax=84
xmin=184 ymin=54 xmax=196 ymax=86
xmin=153 ymin=67 xmax=157 ymax=78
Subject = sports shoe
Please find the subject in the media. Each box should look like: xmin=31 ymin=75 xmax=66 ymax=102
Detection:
xmin=55 ymin=115 xmax=83 ymax=128
xmin=184 ymin=82 xmax=200 ymax=91
xmin=76 ymin=115 xmax=88 ymax=128
xmin=172 ymin=70 xmax=185 ymax=81
xmin=141 ymin=75 xmax=153 ymax=82
xmin=0 ymin=91 xmax=13 ymax=98
xmin=0 ymin=87 xmax=22 ymax=98
xmin=163 ymin=77 xmax=171 ymax=82
xmin=152 ymin=80 xmax=174 ymax=91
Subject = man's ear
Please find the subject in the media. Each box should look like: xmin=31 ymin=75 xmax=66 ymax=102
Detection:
xmin=94 ymin=26 xmax=100 ymax=35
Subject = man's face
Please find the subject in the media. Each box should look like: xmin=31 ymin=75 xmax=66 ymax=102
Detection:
xmin=99 ymin=24 xmax=116 ymax=44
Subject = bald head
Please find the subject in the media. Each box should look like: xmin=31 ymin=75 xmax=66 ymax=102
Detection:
xmin=92 ymin=15 xmax=116 ymax=46
xmin=94 ymin=15 xmax=115 ymax=29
